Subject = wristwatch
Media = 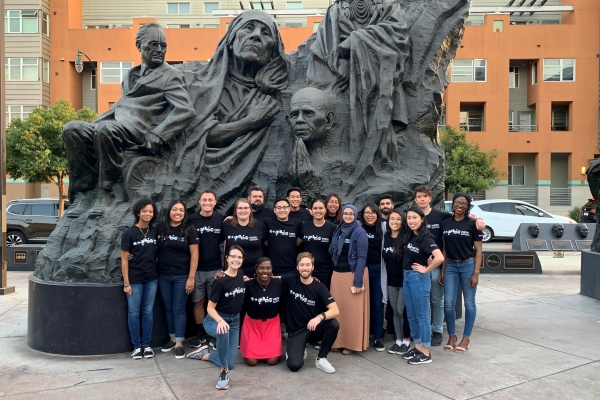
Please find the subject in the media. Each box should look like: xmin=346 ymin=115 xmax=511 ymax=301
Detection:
xmin=320 ymin=312 xmax=326 ymax=321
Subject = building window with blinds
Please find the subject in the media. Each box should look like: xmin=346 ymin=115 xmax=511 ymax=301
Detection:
xmin=100 ymin=61 xmax=134 ymax=84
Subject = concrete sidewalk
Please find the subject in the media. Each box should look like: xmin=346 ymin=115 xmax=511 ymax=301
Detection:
xmin=1 ymin=252 xmax=599 ymax=399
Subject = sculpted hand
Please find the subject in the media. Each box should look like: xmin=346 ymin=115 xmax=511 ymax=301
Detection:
xmin=145 ymin=132 xmax=164 ymax=155
xmin=337 ymin=39 xmax=351 ymax=60
xmin=246 ymin=97 xmax=280 ymax=129
xmin=334 ymin=59 xmax=350 ymax=92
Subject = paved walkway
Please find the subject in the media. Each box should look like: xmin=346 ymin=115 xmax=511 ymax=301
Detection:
xmin=1 ymin=249 xmax=599 ymax=399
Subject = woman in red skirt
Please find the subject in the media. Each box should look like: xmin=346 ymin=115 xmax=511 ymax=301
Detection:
xmin=240 ymin=257 xmax=283 ymax=366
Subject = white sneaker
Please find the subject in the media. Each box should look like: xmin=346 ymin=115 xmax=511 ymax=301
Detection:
xmin=315 ymin=357 xmax=335 ymax=374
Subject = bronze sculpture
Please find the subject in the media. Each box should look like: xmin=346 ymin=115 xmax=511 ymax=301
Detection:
xmin=528 ymin=224 xmax=540 ymax=238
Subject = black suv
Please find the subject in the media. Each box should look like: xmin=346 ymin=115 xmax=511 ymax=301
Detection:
xmin=579 ymin=198 xmax=596 ymax=223
xmin=6 ymin=198 xmax=69 ymax=246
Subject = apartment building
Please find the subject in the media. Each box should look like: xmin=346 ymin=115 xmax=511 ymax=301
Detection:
xmin=5 ymin=0 xmax=599 ymax=213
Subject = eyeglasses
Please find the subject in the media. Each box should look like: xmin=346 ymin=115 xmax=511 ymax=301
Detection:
xmin=364 ymin=211 xmax=376 ymax=216
xmin=228 ymin=255 xmax=243 ymax=260
xmin=148 ymin=41 xmax=167 ymax=50
xmin=236 ymin=207 xmax=251 ymax=210
xmin=454 ymin=201 xmax=469 ymax=207
xmin=328 ymin=201 xmax=339 ymax=205
xmin=274 ymin=206 xmax=289 ymax=210
xmin=343 ymin=212 xmax=355 ymax=217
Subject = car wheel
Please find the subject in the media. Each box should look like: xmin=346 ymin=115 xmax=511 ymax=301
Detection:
xmin=481 ymin=227 xmax=493 ymax=243
xmin=7 ymin=231 xmax=26 ymax=246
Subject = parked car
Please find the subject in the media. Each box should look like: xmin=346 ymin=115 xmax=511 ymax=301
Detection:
xmin=6 ymin=198 xmax=69 ymax=246
xmin=579 ymin=198 xmax=596 ymax=223
xmin=470 ymin=200 xmax=576 ymax=242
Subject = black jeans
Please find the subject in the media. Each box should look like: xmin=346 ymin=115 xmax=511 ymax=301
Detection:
xmin=286 ymin=319 xmax=340 ymax=372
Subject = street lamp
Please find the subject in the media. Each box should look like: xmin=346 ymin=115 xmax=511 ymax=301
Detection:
xmin=74 ymin=49 xmax=96 ymax=74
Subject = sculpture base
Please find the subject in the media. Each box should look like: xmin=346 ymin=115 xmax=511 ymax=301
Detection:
xmin=27 ymin=275 xmax=197 ymax=355
xmin=481 ymin=251 xmax=542 ymax=274
xmin=581 ymin=250 xmax=600 ymax=301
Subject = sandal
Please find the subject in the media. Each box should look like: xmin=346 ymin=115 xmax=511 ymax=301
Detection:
xmin=454 ymin=338 xmax=470 ymax=353
xmin=444 ymin=335 xmax=457 ymax=352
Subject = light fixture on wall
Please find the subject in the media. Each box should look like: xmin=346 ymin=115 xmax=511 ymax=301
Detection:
xmin=582 ymin=166 xmax=587 ymax=175
xmin=74 ymin=50 xmax=96 ymax=74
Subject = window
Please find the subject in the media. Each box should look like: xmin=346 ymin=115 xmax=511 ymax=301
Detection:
xmin=508 ymin=111 xmax=515 ymax=131
xmin=86 ymin=25 xmax=109 ymax=29
xmin=509 ymin=66 xmax=518 ymax=88
xmin=531 ymin=61 xmax=538 ymax=85
xmin=508 ymin=165 xmax=525 ymax=186
xmin=460 ymin=107 xmax=484 ymax=131
xmin=30 ymin=203 xmax=55 ymax=216
xmin=286 ymin=22 xmax=303 ymax=27
xmin=100 ymin=61 xmax=133 ymax=84
xmin=515 ymin=203 xmax=540 ymax=217
xmin=551 ymin=105 xmax=569 ymax=131
xmin=488 ymin=202 xmax=515 ymax=214
xmin=313 ymin=22 xmax=320 ymax=32
xmin=91 ymin=69 xmax=97 ymax=90
xmin=7 ymin=203 xmax=27 ymax=216
xmin=493 ymin=20 xmax=503 ymax=32
xmin=42 ymin=12 xmax=49 ymax=36
xmin=5 ymin=105 xmax=36 ymax=125
xmin=4 ymin=10 xmax=38 ymax=33
xmin=166 ymin=24 xmax=190 ymax=28
xmin=286 ymin=2 xmax=303 ymax=9
xmin=43 ymin=59 xmax=50 ymax=83
xmin=250 ymin=1 xmax=272 ymax=9
xmin=168 ymin=3 xmax=190 ymax=14
xmin=5 ymin=58 xmax=39 ymax=81
xmin=543 ymin=59 xmax=575 ymax=82
xmin=204 ymin=2 xmax=219 ymax=14
xmin=451 ymin=59 xmax=486 ymax=82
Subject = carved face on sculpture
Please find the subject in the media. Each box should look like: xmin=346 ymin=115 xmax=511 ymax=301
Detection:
xmin=552 ymin=223 xmax=564 ymax=238
xmin=528 ymin=224 xmax=539 ymax=238
xmin=288 ymin=87 xmax=334 ymax=145
xmin=136 ymin=23 xmax=167 ymax=69
xmin=576 ymin=223 xmax=589 ymax=238
xmin=231 ymin=20 xmax=275 ymax=69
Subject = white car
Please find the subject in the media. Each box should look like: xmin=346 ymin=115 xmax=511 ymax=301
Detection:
xmin=470 ymin=200 xmax=575 ymax=242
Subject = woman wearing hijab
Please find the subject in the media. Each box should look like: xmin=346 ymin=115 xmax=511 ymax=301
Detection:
xmin=328 ymin=204 xmax=369 ymax=354
xmin=174 ymin=10 xmax=289 ymax=210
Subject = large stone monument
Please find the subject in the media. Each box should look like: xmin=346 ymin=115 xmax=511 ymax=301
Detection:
xmin=29 ymin=0 xmax=471 ymax=354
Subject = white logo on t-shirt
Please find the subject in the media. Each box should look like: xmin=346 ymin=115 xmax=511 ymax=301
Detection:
xmin=271 ymin=229 xmax=295 ymax=238
xmin=224 ymin=287 xmax=245 ymax=298
xmin=198 ymin=226 xmax=220 ymax=234
xmin=407 ymin=243 xmax=420 ymax=253
xmin=383 ymin=246 xmax=394 ymax=254
xmin=289 ymin=289 xmax=316 ymax=306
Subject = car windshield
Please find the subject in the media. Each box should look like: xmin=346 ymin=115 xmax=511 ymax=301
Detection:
xmin=515 ymin=204 xmax=540 ymax=217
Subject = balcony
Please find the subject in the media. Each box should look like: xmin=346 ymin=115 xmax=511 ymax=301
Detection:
xmin=550 ymin=188 xmax=571 ymax=206
xmin=551 ymin=125 xmax=568 ymax=131
xmin=460 ymin=118 xmax=483 ymax=132
xmin=509 ymin=125 xmax=538 ymax=132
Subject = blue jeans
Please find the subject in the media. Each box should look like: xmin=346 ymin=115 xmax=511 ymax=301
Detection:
xmin=444 ymin=259 xmax=477 ymax=337
xmin=126 ymin=279 xmax=158 ymax=347
xmin=204 ymin=313 xmax=240 ymax=370
xmin=404 ymin=270 xmax=432 ymax=348
xmin=368 ymin=264 xmax=384 ymax=341
xmin=430 ymin=267 xmax=444 ymax=334
xmin=158 ymin=275 xmax=188 ymax=342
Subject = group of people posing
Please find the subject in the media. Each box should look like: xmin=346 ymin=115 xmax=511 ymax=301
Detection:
xmin=120 ymin=185 xmax=485 ymax=390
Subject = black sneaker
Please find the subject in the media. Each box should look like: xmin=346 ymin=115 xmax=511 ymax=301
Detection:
xmin=431 ymin=332 xmax=443 ymax=347
xmin=143 ymin=347 xmax=154 ymax=358
xmin=408 ymin=352 xmax=432 ymax=365
xmin=398 ymin=343 xmax=410 ymax=355
xmin=374 ymin=340 xmax=385 ymax=352
xmin=401 ymin=348 xmax=421 ymax=360
xmin=175 ymin=346 xmax=185 ymax=359
xmin=161 ymin=340 xmax=176 ymax=352
xmin=131 ymin=347 xmax=143 ymax=359
xmin=190 ymin=333 xmax=207 ymax=348
xmin=209 ymin=337 xmax=217 ymax=351
xmin=388 ymin=343 xmax=401 ymax=354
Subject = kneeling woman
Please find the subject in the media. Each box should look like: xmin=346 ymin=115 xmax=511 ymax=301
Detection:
xmin=241 ymin=257 xmax=283 ymax=366
xmin=402 ymin=206 xmax=444 ymax=365
xmin=187 ymin=246 xmax=246 ymax=390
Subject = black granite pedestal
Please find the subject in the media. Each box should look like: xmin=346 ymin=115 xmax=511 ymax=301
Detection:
xmin=581 ymin=250 xmax=600 ymax=301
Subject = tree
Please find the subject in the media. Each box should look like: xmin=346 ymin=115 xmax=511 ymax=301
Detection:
xmin=440 ymin=126 xmax=502 ymax=200
xmin=6 ymin=100 xmax=97 ymax=216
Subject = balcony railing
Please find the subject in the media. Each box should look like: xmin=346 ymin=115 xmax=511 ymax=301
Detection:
xmin=508 ymin=186 xmax=538 ymax=205
xmin=550 ymin=188 xmax=571 ymax=206
xmin=509 ymin=125 xmax=538 ymax=132
xmin=551 ymin=125 xmax=568 ymax=131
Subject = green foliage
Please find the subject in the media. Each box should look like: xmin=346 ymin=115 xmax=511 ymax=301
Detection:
xmin=568 ymin=206 xmax=580 ymax=222
xmin=440 ymin=126 xmax=502 ymax=199
xmin=6 ymin=100 xmax=97 ymax=215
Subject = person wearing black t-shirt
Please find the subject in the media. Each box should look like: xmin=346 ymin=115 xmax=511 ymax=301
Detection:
xmin=413 ymin=185 xmax=485 ymax=347
xmin=380 ymin=209 xmax=411 ymax=356
xmin=221 ymin=198 xmax=267 ymax=277
xmin=157 ymin=200 xmax=199 ymax=359
xmin=187 ymin=246 xmax=246 ymax=391
xmin=240 ymin=257 xmax=284 ymax=366
xmin=283 ymin=252 xmax=339 ymax=374
xmin=401 ymin=206 xmax=444 ymax=365
xmin=264 ymin=198 xmax=303 ymax=275
xmin=361 ymin=202 xmax=386 ymax=352
xmin=440 ymin=193 xmax=483 ymax=353
xmin=287 ymin=187 xmax=312 ymax=222
xmin=248 ymin=186 xmax=275 ymax=221
xmin=121 ymin=198 xmax=159 ymax=360
xmin=188 ymin=190 xmax=224 ymax=348
xmin=325 ymin=194 xmax=342 ymax=225
xmin=302 ymin=199 xmax=336 ymax=289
